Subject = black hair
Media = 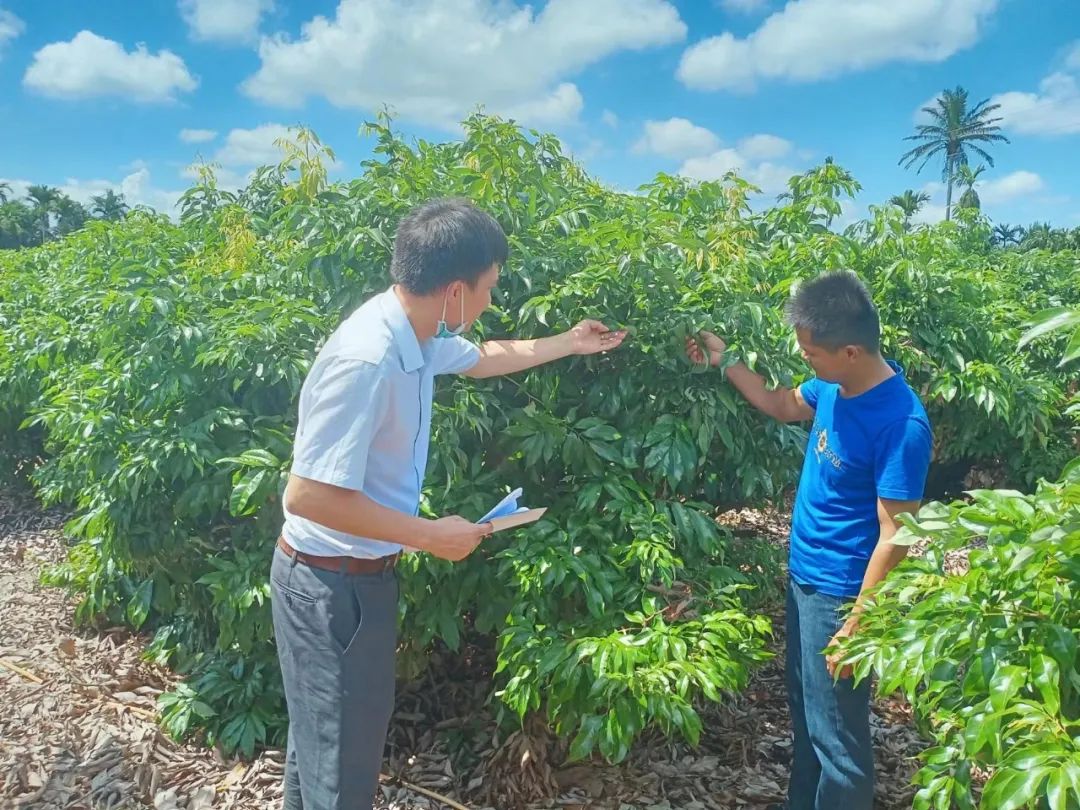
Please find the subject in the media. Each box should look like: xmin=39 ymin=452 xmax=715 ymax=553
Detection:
xmin=785 ymin=270 xmax=881 ymax=352
xmin=389 ymin=198 xmax=509 ymax=296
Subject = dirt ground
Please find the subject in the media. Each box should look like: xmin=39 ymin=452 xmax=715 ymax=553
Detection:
xmin=0 ymin=488 xmax=924 ymax=809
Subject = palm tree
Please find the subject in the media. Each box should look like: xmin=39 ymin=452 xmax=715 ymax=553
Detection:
xmin=900 ymin=86 xmax=1009 ymax=221
xmin=889 ymin=189 xmax=931 ymax=223
xmin=0 ymin=181 xmax=11 ymax=204
xmin=1022 ymin=222 xmax=1055 ymax=250
xmin=955 ymin=164 xmax=986 ymax=211
xmin=0 ymin=201 xmax=35 ymax=249
xmin=992 ymin=223 xmax=1022 ymax=247
xmin=26 ymin=184 xmax=62 ymax=245
xmin=89 ymin=189 xmax=129 ymax=221
xmin=54 ymin=196 xmax=89 ymax=236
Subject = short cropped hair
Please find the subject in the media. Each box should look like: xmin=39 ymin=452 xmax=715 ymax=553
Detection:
xmin=786 ymin=271 xmax=880 ymax=352
xmin=389 ymin=198 xmax=509 ymax=296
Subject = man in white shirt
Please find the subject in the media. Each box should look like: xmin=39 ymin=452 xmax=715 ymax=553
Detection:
xmin=271 ymin=197 xmax=627 ymax=809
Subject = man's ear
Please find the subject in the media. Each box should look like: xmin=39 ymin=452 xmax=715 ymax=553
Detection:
xmin=845 ymin=345 xmax=860 ymax=362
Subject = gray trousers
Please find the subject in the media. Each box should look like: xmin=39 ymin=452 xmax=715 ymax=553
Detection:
xmin=270 ymin=546 xmax=399 ymax=810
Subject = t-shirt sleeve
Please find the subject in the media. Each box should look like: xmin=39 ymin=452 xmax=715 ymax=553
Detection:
xmin=799 ymin=377 xmax=825 ymax=410
xmin=874 ymin=417 xmax=933 ymax=501
xmin=433 ymin=335 xmax=481 ymax=376
xmin=290 ymin=358 xmax=388 ymax=491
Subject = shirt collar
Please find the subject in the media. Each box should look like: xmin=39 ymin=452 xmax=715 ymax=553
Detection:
xmin=379 ymin=287 xmax=425 ymax=373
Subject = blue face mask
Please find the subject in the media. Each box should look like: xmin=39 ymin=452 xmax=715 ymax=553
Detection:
xmin=435 ymin=289 xmax=466 ymax=339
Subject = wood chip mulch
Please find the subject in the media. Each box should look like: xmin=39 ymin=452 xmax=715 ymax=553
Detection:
xmin=0 ymin=487 xmax=926 ymax=809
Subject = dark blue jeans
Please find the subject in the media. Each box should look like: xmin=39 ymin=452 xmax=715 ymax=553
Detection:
xmin=786 ymin=578 xmax=874 ymax=810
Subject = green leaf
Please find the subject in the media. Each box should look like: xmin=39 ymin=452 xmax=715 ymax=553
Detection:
xmin=569 ymin=714 xmax=603 ymax=761
xmin=982 ymin=765 xmax=1053 ymax=810
xmin=126 ymin=579 xmax=153 ymax=629
xmin=1062 ymin=761 xmax=1080 ymax=804
xmin=988 ymin=665 xmax=1026 ymax=712
xmin=219 ymin=448 xmax=280 ymax=468
xmin=229 ymin=468 xmax=269 ymax=517
xmin=191 ymin=700 xmax=216 ymax=719
xmin=1029 ymin=652 xmax=1061 ymax=716
xmin=1018 ymin=307 xmax=1080 ymax=349
xmin=1061 ymin=325 xmax=1080 ymax=365
xmin=1046 ymin=767 xmax=1068 ymax=810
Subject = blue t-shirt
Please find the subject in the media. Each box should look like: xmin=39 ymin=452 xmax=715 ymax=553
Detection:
xmin=790 ymin=361 xmax=932 ymax=598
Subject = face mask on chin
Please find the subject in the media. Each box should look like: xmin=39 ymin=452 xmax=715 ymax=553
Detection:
xmin=435 ymin=287 xmax=466 ymax=339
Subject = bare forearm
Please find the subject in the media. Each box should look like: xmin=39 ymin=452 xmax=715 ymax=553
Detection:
xmin=852 ymin=541 xmax=909 ymax=615
xmin=468 ymin=333 xmax=574 ymax=378
xmin=285 ymin=475 xmax=432 ymax=548
xmin=725 ymin=361 xmax=787 ymax=419
xmin=852 ymin=498 xmax=922 ymax=616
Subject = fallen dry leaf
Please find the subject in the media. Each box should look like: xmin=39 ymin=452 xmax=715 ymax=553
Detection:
xmin=0 ymin=485 xmax=928 ymax=810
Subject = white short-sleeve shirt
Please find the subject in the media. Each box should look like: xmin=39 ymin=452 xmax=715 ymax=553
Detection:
xmin=282 ymin=287 xmax=480 ymax=558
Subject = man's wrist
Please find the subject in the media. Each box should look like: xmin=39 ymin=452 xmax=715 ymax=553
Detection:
xmin=554 ymin=329 xmax=577 ymax=357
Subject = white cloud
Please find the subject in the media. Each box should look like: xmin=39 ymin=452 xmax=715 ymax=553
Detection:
xmin=737 ymin=133 xmax=792 ymax=160
xmin=634 ymin=117 xmax=720 ymax=159
xmin=1 ymin=167 xmax=184 ymax=216
xmin=214 ymin=123 xmax=292 ymax=166
xmin=0 ymin=178 xmax=30 ymax=200
xmin=678 ymin=0 xmax=997 ymax=92
xmin=500 ymin=83 xmax=584 ymax=128
xmin=681 ymin=148 xmax=744 ymax=179
xmin=977 ymin=170 xmax=1045 ymax=205
xmin=912 ymin=93 xmax=941 ymax=124
xmin=558 ymin=134 xmax=609 ymax=164
xmin=181 ymin=163 xmax=253 ymax=191
xmin=993 ymin=71 xmax=1080 ymax=136
xmin=0 ymin=9 xmax=25 ymax=57
xmin=86 ymin=168 xmax=184 ymax=214
xmin=180 ymin=0 xmax=273 ymax=44
xmin=718 ymin=0 xmax=770 ymax=13
xmin=911 ymin=201 xmax=947 ymax=225
xmin=23 ymin=31 xmax=197 ymax=102
xmin=1065 ymin=39 xmax=1080 ymax=72
xmin=180 ymin=128 xmax=218 ymax=143
xmin=601 ymin=109 xmax=619 ymax=128
xmin=911 ymin=170 xmax=1047 ymax=222
xmin=183 ymin=124 xmax=344 ymax=186
xmin=833 ymin=198 xmax=865 ymax=229
xmin=242 ymin=0 xmax=686 ymax=129
xmin=678 ymin=137 xmax=802 ymax=196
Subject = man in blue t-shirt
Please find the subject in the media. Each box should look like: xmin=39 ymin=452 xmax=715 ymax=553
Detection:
xmin=686 ymin=271 xmax=932 ymax=810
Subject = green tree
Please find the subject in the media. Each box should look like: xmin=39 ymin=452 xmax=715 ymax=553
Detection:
xmin=0 ymin=201 xmax=35 ymax=249
xmin=1 ymin=114 xmax=1075 ymax=779
xmin=900 ymin=87 xmax=1008 ymax=222
xmin=26 ymin=184 xmax=62 ymax=245
xmin=888 ymin=189 xmax=931 ymax=224
xmin=54 ymin=195 xmax=89 ymax=237
xmin=0 ymin=181 xmax=11 ymax=204
xmin=955 ymin=164 xmax=986 ymax=211
xmin=1022 ymin=222 xmax=1055 ymax=250
xmin=1021 ymin=223 xmax=1080 ymax=251
xmin=993 ymin=223 xmax=1022 ymax=247
xmin=90 ymin=189 xmax=130 ymax=221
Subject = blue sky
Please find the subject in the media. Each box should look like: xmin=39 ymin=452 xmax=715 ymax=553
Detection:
xmin=2 ymin=0 xmax=1079 ymax=226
